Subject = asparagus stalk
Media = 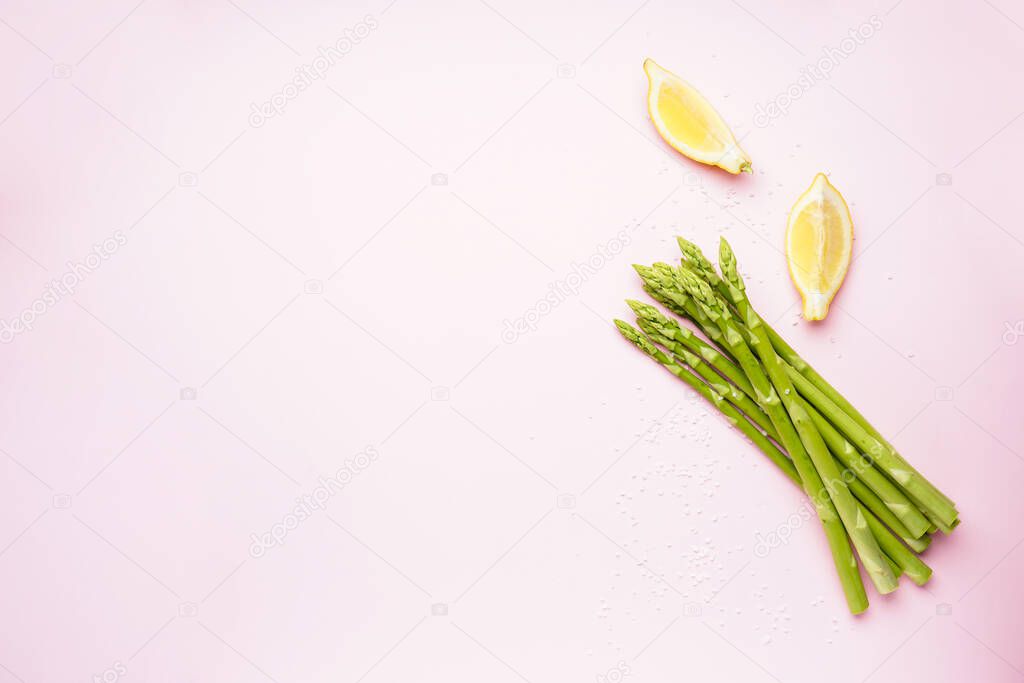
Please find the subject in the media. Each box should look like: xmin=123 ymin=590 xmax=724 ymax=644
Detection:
xmin=633 ymin=274 xmax=931 ymax=549
xmin=801 ymin=397 xmax=931 ymax=540
xmin=715 ymin=240 xmax=902 ymax=588
xmin=866 ymin=511 xmax=931 ymax=585
xmin=784 ymin=364 xmax=957 ymax=530
xmin=628 ymin=301 xmax=773 ymax=435
xmin=639 ymin=322 xmax=776 ymax=436
xmin=645 ymin=264 xmax=735 ymax=352
xmin=628 ymin=299 xmax=743 ymax=389
xmin=621 ymin=241 xmax=946 ymax=604
xmin=678 ymin=237 xmax=958 ymax=529
xmin=678 ymin=257 xmax=897 ymax=595
xmin=658 ymin=273 xmax=876 ymax=609
xmin=615 ymin=320 xmax=931 ymax=588
xmin=850 ymin=473 xmax=931 ymax=556
xmin=767 ymin=325 xmax=957 ymax=511
xmin=614 ymin=320 xmax=868 ymax=611
xmin=614 ymin=321 xmax=794 ymax=478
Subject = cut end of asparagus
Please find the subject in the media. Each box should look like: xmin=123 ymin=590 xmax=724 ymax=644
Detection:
xmin=908 ymin=562 xmax=933 ymax=587
xmin=905 ymin=534 xmax=931 ymax=554
xmin=846 ymin=591 xmax=870 ymax=615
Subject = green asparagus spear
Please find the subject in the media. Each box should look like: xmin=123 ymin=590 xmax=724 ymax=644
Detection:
xmin=614 ymin=322 xmax=866 ymax=610
xmin=614 ymin=320 xmax=797 ymax=482
xmin=634 ymin=274 xmax=931 ymax=549
xmin=866 ymin=512 xmax=932 ymax=585
xmin=636 ymin=264 xmax=735 ymax=352
xmin=653 ymin=276 xmax=873 ymax=610
xmin=678 ymin=237 xmax=958 ymax=529
xmin=850 ymin=475 xmax=931 ymax=556
xmin=801 ymin=397 xmax=931 ymax=540
xmin=627 ymin=299 xmax=769 ymax=429
xmin=783 ymin=364 xmax=957 ymax=530
xmin=678 ymin=261 xmax=897 ymax=595
xmin=628 ymin=299 xmax=741 ymax=386
xmin=714 ymin=239 xmax=902 ymax=591
xmin=636 ymin=318 xmax=776 ymax=437
xmin=615 ymin=320 xmax=931 ymax=588
xmin=767 ymin=326 xmax=957 ymax=511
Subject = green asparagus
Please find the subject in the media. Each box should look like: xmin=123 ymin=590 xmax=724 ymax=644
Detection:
xmin=680 ymin=238 xmax=958 ymax=529
xmin=640 ymin=264 xmax=933 ymax=541
xmin=617 ymin=237 xmax=956 ymax=611
xmin=616 ymin=320 xmax=869 ymax=610
xmin=615 ymin=320 xmax=931 ymax=589
xmin=677 ymin=264 xmax=897 ymax=595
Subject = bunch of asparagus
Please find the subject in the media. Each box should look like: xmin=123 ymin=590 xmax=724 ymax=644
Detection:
xmin=614 ymin=237 xmax=958 ymax=614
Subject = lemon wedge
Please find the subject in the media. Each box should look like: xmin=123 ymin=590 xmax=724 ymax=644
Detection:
xmin=644 ymin=58 xmax=751 ymax=174
xmin=786 ymin=173 xmax=854 ymax=321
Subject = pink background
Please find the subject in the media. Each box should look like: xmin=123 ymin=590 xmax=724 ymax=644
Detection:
xmin=1 ymin=0 xmax=1023 ymax=681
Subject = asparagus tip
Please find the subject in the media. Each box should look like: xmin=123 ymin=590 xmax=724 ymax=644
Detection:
xmin=614 ymin=320 xmax=658 ymax=355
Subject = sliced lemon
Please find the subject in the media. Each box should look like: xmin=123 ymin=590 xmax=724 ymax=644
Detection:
xmin=786 ymin=173 xmax=854 ymax=321
xmin=643 ymin=58 xmax=751 ymax=174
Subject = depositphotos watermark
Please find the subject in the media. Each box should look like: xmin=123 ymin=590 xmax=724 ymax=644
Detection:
xmin=248 ymin=445 xmax=379 ymax=557
xmin=248 ymin=15 xmax=379 ymax=127
xmin=1003 ymin=320 xmax=1023 ymax=345
xmin=753 ymin=15 xmax=883 ymax=128
xmin=501 ymin=230 xmax=632 ymax=343
xmin=92 ymin=661 xmax=126 ymax=683
xmin=596 ymin=661 xmax=631 ymax=683
xmin=753 ymin=453 xmax=875 ymax=558
xmin=1 ymin=230 xmax=128 ymax=344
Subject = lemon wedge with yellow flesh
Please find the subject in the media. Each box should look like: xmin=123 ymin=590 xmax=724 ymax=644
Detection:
xmin=786 ymin=173 xmax=854 ymax=321
xmin=644 ymin=58 xmax=751 ymax=174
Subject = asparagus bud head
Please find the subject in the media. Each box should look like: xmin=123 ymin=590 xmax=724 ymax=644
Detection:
xmin=614 ymin=320 xmax=658 ymax=356
xmin=718 ymin=237 xmax=746 ymax=293
xmin=677 ymin=236 xmax=722 ymax=286
xmin=677 ymin=269 xmax=723 ymax=316
xmin=626 ymin=299 xmax=671 ymax=326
